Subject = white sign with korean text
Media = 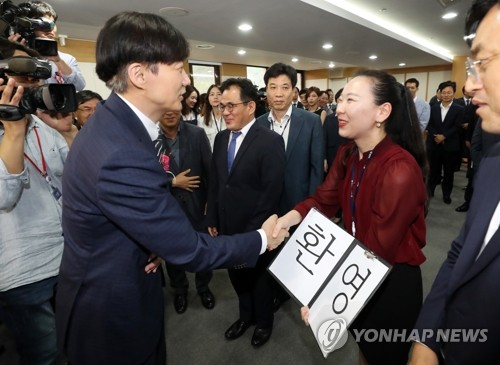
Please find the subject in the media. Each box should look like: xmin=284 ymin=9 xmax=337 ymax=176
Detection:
xmin=308 ymin=244 xmax=391 ymax=357
xmin=268 ymin=208 xmax=356 ymax=306
xmin=268 ymin=208 xmax=391 ymax=358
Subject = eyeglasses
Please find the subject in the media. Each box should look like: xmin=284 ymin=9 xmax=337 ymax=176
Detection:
xmin=217 ymin=101 xmax=248 ymax=112
xmin=466 ymin=53 xmax=500 ymax=81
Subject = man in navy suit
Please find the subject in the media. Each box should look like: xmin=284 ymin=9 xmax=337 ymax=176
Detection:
xmin=409 ymin=1 xmax=500 ymax=363
xmin=55 ymin=12 xmax=287 ymax=364
xmin=207 ymin=78 xmax=285 ymax=348
xmin=426 ymin=81 xmax=464 ymax=204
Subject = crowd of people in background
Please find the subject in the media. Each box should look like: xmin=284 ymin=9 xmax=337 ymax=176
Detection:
xmin=1 ymin=0 xmax=500 ymax=364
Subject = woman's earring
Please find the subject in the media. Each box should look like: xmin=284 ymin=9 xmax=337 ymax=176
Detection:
xmin=375 ymin=121 xmax=382 ymax=128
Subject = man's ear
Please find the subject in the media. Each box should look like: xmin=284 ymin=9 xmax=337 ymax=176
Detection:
xmin=127 ymin=63 xmax=147 ymax=90
xmin=247 ymin=100 xmax=256 ymax=116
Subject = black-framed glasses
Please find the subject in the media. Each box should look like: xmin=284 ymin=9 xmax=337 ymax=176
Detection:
xmin=465 ymin=53 xmax=500 ymax=81
xmin=218 ymin=101 xmax=248 ymax=112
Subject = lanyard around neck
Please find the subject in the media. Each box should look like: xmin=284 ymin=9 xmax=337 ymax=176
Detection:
xmin=270 ymin=115 xmax=291 ymax=137
xmin=212 ymin=110 xmax=223 ymax=132
xmin=24 ymin=127 xmax=48 ymax=177
xmin=349 ymin=150 xmax=374 ymax=237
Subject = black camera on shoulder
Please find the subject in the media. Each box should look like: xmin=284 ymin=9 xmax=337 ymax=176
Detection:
xmin=0 ymin=56 xmax=77 ymax=121
xmin=0 ymin=0 xmax=57 ymax=56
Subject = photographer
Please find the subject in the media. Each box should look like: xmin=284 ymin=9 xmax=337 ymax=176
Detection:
xmin=0 ymin=38 xmax=75 ymax=364
xmin=11 ymin=1 xmax=86 ymax=91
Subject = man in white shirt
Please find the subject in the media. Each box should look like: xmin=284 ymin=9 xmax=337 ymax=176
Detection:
xmin=0 ymin=38 xmax=77 ymax=365
xmin=405 ymin=78 xmax=430 ymax=131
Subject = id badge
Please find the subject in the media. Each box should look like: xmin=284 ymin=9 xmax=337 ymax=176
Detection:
xmin=45 ymin=175 xmax=62 ymax=204
xmin=51 ymin=185 xmax=62 ymax=201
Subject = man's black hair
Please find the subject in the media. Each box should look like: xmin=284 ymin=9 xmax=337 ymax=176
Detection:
xmin=95 ymin=12 xmax=189 ymax=84
xmin=263 ymin=63 xmax=297 ymax=88
xmin=220 ymin=78 xmax=258 ymax=103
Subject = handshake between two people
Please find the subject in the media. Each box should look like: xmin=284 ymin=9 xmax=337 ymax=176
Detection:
xmin=145 ymin=210 xmax=304 ymax=274
xmin=261 ymin=210 xmax=303 ymax=251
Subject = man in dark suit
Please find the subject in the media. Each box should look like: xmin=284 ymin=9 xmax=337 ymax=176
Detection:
xmin=324 ymin=88 xmax=349 ymax=172
xmin=55 ymin=12 xmax=287 ymax=365
xmin=454 ymin=86 xmax=473 ymax=108
xmin=292 ymin=86 xmax=303 ymax=108
xmin=157 ymin=111 xmax=215 ymax=314
xmin=207 ymin=78 xmax=286 ymax=348
xmin=426 ymin=81 xmax=464 ymax=204
xmin=455 ymin=99 xmax=480 ymax=212
xmin=409 ymin=1 xmax=500 ymax=364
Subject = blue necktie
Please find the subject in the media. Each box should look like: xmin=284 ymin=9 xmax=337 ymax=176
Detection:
xmin=227 ymin=131 xmax=242 ymax=172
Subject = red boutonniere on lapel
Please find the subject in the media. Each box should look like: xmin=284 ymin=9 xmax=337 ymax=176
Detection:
xmin=160 ymin=154 xmax=170 ymax=172
xmin=159 ymin=154 xmax=176 ymax=185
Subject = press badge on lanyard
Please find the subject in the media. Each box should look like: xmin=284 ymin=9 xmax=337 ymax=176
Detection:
xmin=45 ymin=174 xmax=62 ymax=202
xmin=24 ymin=127 xmax=63 ymax=205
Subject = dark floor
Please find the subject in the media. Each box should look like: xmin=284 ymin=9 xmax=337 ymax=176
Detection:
xmin=0 ymin=169 xmax=469 ymax=365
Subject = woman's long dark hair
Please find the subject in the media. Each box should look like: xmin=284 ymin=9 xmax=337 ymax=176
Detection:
xmin=181 ymin=85 xmax=199 ymax=116
xmin=200 ymin=84 xmax=221 ymax=127
xmin=342 ymin=70 xmax=428 ymax=181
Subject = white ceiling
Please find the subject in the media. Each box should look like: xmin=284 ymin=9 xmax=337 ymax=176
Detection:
xmin=51 ymin=0 xmax=473 ymax=71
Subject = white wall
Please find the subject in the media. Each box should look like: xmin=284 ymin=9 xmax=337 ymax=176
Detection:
xmin=79 ymin=62 xmax=111 ymax=99
xmin=328 ymin=78 xmax=348 ymax=95
xmin=390 ymin=70 xmax=451 ymax=102
xmin=426 ymin=71 xmax=452 ymax=102
xmin=305 ymin=78 xmax=327 ymax=89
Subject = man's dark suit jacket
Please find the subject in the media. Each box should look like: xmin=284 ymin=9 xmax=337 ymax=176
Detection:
xmin=323 ymin=113 xmax=349 ymax=170
xmin=414 ymin=142 xmax=500 ymax=364
xmin=426 ymin=103 xmax=464 ymax=152
xmin=206 ymin=122 xmax=285 ymax=235
xmin=168 ymin=121 xmax=211 ymax=231
xmin=56 ymin=93 xmax=262 ymax=365
xmin=257 ymin=107 xmax=324 ymax=214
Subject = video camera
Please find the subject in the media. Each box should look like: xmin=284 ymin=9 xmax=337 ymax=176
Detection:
xmin=0 ymin=0 xmax=58 ymax=56
xmin=0 ymin=56 xmax=77 ymax=121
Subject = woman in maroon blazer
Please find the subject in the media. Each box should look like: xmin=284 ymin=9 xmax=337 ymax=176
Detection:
xmin=275 ymin=70 xmax=428 ymax=365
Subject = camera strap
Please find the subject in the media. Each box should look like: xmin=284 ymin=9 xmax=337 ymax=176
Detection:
xmin=23 ymin=127 xmax=62 ymax=205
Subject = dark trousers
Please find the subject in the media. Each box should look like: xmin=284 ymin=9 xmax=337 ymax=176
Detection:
xmin=350 ymin=264 xmax=422 ymax=365
xmin=165 ymin=264 xmax=212 ymax=295
xmin=0 ymin=276 xmax=59 ymax=365
xmin=427 ymin=145 xmax=459 ymax=198
xmin=228 ymin=251 xmax=276 ymax=328
xmin=463 ymin=160 xmax=475 ymax=204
